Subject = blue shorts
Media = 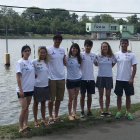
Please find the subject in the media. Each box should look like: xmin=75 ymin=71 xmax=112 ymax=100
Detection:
xmin=17 ymin=91 xmax=34 ymax=98
xmin=66 ymin=79 xmax=81 ymax=89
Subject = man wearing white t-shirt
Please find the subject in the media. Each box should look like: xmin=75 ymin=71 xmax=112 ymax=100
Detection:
xmin=80 ymin=39 xmax=97 ymax=118
xmin=47 ymin=34 xmax=65 ymax=123
xmin=114 ymin=38 xmax=137 ymax=120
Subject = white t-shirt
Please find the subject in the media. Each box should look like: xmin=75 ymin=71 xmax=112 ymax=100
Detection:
xmin=80 ymin=52 xmax=96 ymax=80
xmin=32 ymin=59 xmax=49 ymax=87
xmin=65 ymin=55 xmax=82 ymax=80
xmin=114 ymin=51 xmax=137 ymax=81
xmin=16 ymin=58 xmax=35 ymax=92
xmin=47 ymin=45 xmax=65 ymax=80
xmin=96 ymin=53 xmax=115 ymax=77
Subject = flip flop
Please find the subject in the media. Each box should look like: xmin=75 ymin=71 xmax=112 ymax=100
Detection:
xmin=19 ymin=129 xmax=27 ymax=133
xmin=24 ymin=126 xmax=32 ymax=131
xmin=48 ymin=119 xmax=54 ymax=124
xmin=54 ymin=118 xmax=64 ymax=122
xmin=40 ymin=121 xmax=49 ymax=126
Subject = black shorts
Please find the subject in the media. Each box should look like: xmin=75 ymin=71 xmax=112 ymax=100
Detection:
xmin=80 ymin=80 xmax=95 ymax=94
xmin=114 ymin=80 xmax=134 ymax=96
xmin=66 ymin=79 xmax=81 ymax=89
xmin=17 ymin=91 xmax=34 ymax=98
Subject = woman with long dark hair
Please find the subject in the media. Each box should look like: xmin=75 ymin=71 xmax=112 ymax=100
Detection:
xmin=16 ymin=45 xmax=35 ymax=133
xmin=96 ymin=42 xmax=115 ymax=117
xmin=65 ymin=43 xmax=82 ymax=120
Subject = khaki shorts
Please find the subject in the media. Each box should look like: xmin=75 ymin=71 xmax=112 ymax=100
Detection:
xmin=49 ymin=79 xmax=65 ymax=102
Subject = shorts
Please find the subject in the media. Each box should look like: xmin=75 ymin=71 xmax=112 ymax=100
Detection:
xmin=33 ymin=86 xmax=50 ymax=102
xmin=114 ymin=80 xmax=134 ymax=96
xmin=96 ymin=77 xmax=113 ymax=89
xmin=49 ymin=79 xmax=65 ymax=102
xmin=66 ymin=79 xmax=81 ymax=89
xmin=80 ymin=80 xmax=95 ymax=94
xmin=17 ymin=91 xmax=34 ymax=98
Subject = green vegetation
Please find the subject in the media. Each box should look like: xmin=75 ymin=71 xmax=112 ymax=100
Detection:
xmin=0 ymin=103 xmax=140 ymax=139
xmin=0 ymin=6 xmax=140 ymax=37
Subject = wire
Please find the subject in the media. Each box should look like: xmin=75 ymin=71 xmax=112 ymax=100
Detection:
xmin=0 ymin=4 xmax=140 ymax=14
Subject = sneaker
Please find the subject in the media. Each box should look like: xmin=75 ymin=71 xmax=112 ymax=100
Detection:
xmin=115 ymin=112 xmax=121 ymax=119
xmin=126 ymin=113 xmax=133 ymax=120
xmin=100 ymin=113 xmax=105 ymax=117
xmin=104 ymin=113 xmax=111 ymax=117
xmin=87 ymin=111 xmax=95 ymax=117
xmin=80 ymin=111 xmax=85 ymax=118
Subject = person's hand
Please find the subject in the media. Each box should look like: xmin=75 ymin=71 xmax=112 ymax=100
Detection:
xmin=128 ymin=50 xmax=132 ymax=53
xmin=19 ymin=90 xmax=24 ymax=98
xmin=129 ymin=78 xmax=134 ymax=84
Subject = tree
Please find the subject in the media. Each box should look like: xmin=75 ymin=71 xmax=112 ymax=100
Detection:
xmin=71 ymin=13 xmax=78 ymax=24
xmin=126 ymin=14 xmax=138 ymax=24
xmin=101 ymin=14 xmax=116 ymax=23
xmin=91 ymin=15 xmax=101 ymax=23
xmin=116 ymin=18 xmax=127 ymax=25
xmin=81 ymin=14 xmax=90 ymax=22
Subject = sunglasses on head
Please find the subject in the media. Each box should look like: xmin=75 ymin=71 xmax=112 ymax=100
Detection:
xmin=121 ymin=38 xmax=128 ymax=40
xmin=38 ymin=46 xmax=46 ymax=48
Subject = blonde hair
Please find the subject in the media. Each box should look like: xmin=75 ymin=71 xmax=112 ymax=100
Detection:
xmin=37 ymin=47 xmax=49 ymax=64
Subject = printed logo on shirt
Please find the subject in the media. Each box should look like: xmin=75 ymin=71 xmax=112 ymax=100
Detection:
xmin=117 ymin=56 xmax=120 ymax=59
xmin=37 ymin=64 xmax=42 ymax=66
xmin=46 ymin=64 xmax=49 ymax=68
xmin=26 ymin=67 xmax=29 ymax=70
xmin=51 ymin=51 xmax=55 ymax=55
xmin=82 ymin=55 xmax=85 ymax=60
xmin=90 ymin=55 xmax=94 ymax=60
xmin=69 ymin=61 xmax=74 ymax=65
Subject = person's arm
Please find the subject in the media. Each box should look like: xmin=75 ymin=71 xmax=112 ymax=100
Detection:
xmin=129 ymin=64 xmax=137 ymax=84
xmin=112 ymin=63 xmax=116 ymax=67
xmin=16 ymin=73 xmax=24 ymax=98
xmin=63 ymin=55 xmax=66 ymax=66
xmin=94 ymin=62 xmax=98 ymax=66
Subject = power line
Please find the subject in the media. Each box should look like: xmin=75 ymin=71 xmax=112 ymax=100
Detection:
xmin=0 ymin=4 xmax=140 ymax=14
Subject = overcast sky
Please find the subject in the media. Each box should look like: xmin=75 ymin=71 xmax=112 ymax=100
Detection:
xmin=0 ymin=0 xmax=139 ymax=19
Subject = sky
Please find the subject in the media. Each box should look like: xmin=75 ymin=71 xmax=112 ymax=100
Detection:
xmin=0 ymin=0 xmax=140 ymax=20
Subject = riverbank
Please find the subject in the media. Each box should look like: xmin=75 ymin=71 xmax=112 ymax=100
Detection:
xmin=0 ymin=103 xmax=140 ymax=140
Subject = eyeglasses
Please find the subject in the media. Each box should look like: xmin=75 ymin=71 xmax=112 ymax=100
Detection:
xmin=38 ymin=46 xmax=46 ymax=48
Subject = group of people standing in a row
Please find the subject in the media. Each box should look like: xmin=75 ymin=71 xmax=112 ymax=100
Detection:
xmin=16 ymin=34 xmax=137 ymax=133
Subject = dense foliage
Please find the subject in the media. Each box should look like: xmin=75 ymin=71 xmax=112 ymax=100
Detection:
xmin=0 ymin=7 xmax=140 ymax=35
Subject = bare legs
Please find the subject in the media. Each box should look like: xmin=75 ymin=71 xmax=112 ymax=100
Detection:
xmin=68 ymin=87 xmax=79 ymax=117
xmin=98 ymin=88 xmax=111 ymax=113
xmin=80 ymin=93 xmax=92 ymax=112
xmin=117 ymin=95 xmax=131 ymax=113
xmin=19 ymin=96 xmax=32 ymax=131
xmin=33 ymin=100 xmax=47 ymax=126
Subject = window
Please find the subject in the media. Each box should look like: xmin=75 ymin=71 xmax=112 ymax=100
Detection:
xmin=111 ymin=26 xmax=116 ymax=30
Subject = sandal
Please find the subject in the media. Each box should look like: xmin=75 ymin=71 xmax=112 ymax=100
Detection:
xmin=69 ymin=115 xmax=75 ymax=121
xmin=40 ymin=121 xmax=49 ymax=126
xmin=48 ymin=119 xmax=54 ymax=124
xmin=54 ymin=117 xmax=64 ymax=122
xmin=19 ymin=129 xmax=27 ymax=133
xmin=24 ymin=126 xmax=32 ymax=131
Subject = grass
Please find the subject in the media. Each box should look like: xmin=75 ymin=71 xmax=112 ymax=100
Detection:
xmin=0 ymin=102 xmax=140 ymax=139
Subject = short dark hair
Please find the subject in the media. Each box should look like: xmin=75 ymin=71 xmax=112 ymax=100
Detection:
xmin=53 ymin=34 xmax=63 ymax=40
xmin=84 ymin=39 xmax=93 ymax=46
xmin=120 ymin=38 xmax=129 ymax=43
xmin=69 ymin=43 xmax=81 ymax=64
xmin=21 ymin=45 xmax=31 ymax=57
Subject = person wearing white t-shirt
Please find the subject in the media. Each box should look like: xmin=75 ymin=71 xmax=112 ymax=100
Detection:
xmin=80 ymin=39 xmax=97 ymax=118
xmin=96 ymin=42 xmax=115 ymax=117
xmin=16 ymin=45 xmax=35 ymax=133
xmin=65 ymin=43 xmax=82 ymax=120
xmin=32 ymin=46 xmax=50 ymax=127
xmin=114 ymin=38 xmax=137 ymax=120
xmin=47 ymin=34 xmax=65 ymax=123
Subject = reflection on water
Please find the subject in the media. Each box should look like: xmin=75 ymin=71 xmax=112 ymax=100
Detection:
xmin=0 ymin=39 xmax=140 ymax=126
xmin=4 ymin=65 xmax=10 ymax=71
